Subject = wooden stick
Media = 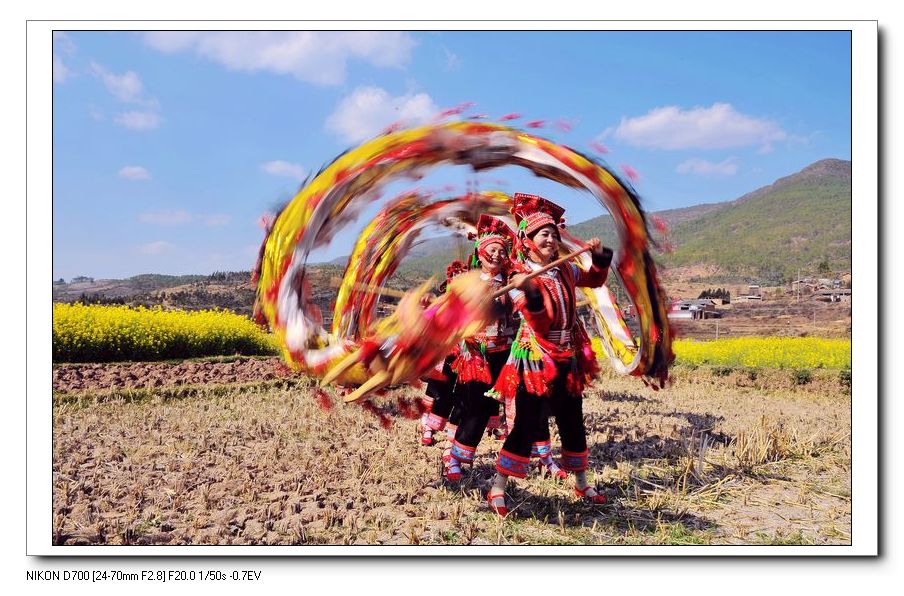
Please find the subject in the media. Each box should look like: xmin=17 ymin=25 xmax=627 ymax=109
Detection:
xmin=491 ymin=246 xmax=592 ymax=299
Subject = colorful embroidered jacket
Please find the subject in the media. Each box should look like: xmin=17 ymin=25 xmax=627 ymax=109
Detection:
xmin=452 ymin=272 xmax=517 ymax=383
xmin=488 ymin=251 xmax=611 ymax=400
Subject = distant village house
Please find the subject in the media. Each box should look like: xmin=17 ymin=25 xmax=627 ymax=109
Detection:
xmin=734 ymin=284 xmax=764 ymax=301
xmin=668 ymin=299 xmax=722 ymax=320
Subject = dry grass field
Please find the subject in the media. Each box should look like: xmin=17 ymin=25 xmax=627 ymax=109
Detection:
xmin=52 ymin=361 xmax=851 ymax=546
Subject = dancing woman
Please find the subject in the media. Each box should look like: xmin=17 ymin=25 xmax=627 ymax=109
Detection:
xmin=486 ymin=193 xmax=613 ymax=516
xmin=442 ymin=215 xmax=519 ymax=480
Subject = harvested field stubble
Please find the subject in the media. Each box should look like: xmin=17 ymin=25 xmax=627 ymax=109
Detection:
xmin=52 ymin=365 xmax=851 ymax=546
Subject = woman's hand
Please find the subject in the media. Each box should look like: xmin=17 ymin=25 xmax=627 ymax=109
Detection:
xmin=587 ymin=237 xmax=613 ymax=267
xmin=510 ymin=274 xmax=531 ymax=290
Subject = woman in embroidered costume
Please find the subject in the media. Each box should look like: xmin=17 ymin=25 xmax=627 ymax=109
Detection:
xmin=418 ymin=259 xmax=469 ymax=446
xmin=441 ymin=215 xmax=519 ymax=481
xmin=487 ymin=193 xmax=613 ymax=516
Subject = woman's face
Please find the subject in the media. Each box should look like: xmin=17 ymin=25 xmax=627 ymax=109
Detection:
xmin=530 ymin=225 xmax=559 ymax=263
xmin=481 ymin=242 xmax=507 ymax=274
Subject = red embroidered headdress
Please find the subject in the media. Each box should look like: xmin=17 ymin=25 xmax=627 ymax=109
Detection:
xmin=511 ymin=192 xmax=566 ymax=260
xmin=468 ymin=214 xmax=515 ymax=268
xmin=511 ymin=192 xmax=565 ymax=237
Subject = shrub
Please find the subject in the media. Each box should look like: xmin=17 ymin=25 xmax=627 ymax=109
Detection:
xmin=792 ymin=369 xmax=813 ymax=385
xmin=838 ymin=369 xmax=852 ymax=389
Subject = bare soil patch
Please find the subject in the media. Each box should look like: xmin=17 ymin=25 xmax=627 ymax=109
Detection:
xmin=53 ymin=357 xmax=292 ymax=394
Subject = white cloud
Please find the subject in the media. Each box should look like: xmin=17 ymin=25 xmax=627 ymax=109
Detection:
xmin=139 ymin=241 xmax=175 ymax=255
xmin=53 ymin=55 xmax=70 ymax=84
xmin=90 ymin=62 xmax=148 ymax=104
xmin=676 ymin=157 xmax=740 ymax=176
xmin=444 ymin=48 xmax=461 ymax=71
xmin=142 ymin=31 xmax=201 ymax=53
xmin=609 ymin=103 xmax=788 ymax=151
xmin=53 ymin=33 xmax=75 ymax=84
xmin=139 ymin=209 xmax=192 ymax=225
xmin=325 ymin=86 xmax=438 ymax=143
xmin=115 ymin=111 xmax=161 ymax=131
xmin=90 ymin=62 xmax=162 ymax=130
xmin=203 ymin=214 xmax=231 ymax=227
xmin=118 ymin=165 xmax=151 ymax=180
xmin=261 ymin=160 xmax=307 ymax=181
xmin=143 ymin=31 xmax=416 ymax=86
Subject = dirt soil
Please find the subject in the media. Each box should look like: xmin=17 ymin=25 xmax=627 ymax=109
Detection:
xmin=53 ymin=357 xmax=293 ymax=394
xmin=51 ymin=364 xmax=852 ymax=547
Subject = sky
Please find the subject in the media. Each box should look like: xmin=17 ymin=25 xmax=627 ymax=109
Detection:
xmin=51 ymin=30 xmax=852 ymax=280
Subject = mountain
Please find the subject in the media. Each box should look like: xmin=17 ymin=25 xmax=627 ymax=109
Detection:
xmin=661 ymin=159 xmax=851 ymax=282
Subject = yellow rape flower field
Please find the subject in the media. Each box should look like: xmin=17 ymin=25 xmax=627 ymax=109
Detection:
xmin=673 ymin=337 xmax=851 ymax=369
xmin=53 ymin=303 xmax=279 ymax=363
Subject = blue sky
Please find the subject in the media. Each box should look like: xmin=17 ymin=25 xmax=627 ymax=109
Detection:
xmin=51 ymin=30 xmax=852 ymax=280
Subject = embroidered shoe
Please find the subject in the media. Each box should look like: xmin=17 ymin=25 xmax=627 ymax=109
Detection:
xmin=487 ymin=490 xmax=508 ymax=517
xmin=420 ymin=428 xmax=435 ymax=446
xmin=574 ymin=485 xmax=607 ymax=504
xmin=442 ymin=448 xmax=462 ymax=483
xmin=418 ymin=414 xmax=435 ymax=446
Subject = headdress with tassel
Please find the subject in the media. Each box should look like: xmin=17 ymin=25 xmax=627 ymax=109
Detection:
xmin=467 ymin=214 xmax=515 ymax=269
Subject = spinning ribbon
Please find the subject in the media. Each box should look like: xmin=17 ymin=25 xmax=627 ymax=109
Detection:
xmin=253 ymin=120 xmax=673 ymax=401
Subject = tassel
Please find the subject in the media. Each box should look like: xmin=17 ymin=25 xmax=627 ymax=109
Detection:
xmin=314 ymin=388 xmax=334 ymax=411
xmin=490 ymin=363 xmax=519 ymax=401
xmin=395 ymin=396 xmax=421 ymax=420
xmin=360 ymin=400 xmax=393 ymax=429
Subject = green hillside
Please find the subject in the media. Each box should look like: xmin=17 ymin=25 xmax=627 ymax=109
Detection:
xmin=663 ymin=159 xmax=851 ymax=283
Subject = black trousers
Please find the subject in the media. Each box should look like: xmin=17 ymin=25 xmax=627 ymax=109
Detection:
xmin=426 ymin=354 xmax=461 ymax=424
xmin=501 ymin=362 xmax=587 ymax=461
xmin=451 ymin=350 xmax=508 ymax=450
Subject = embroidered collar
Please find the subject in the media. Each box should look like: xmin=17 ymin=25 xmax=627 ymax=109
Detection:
xmin=525 ymin=258 xmax=560 ymax=277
